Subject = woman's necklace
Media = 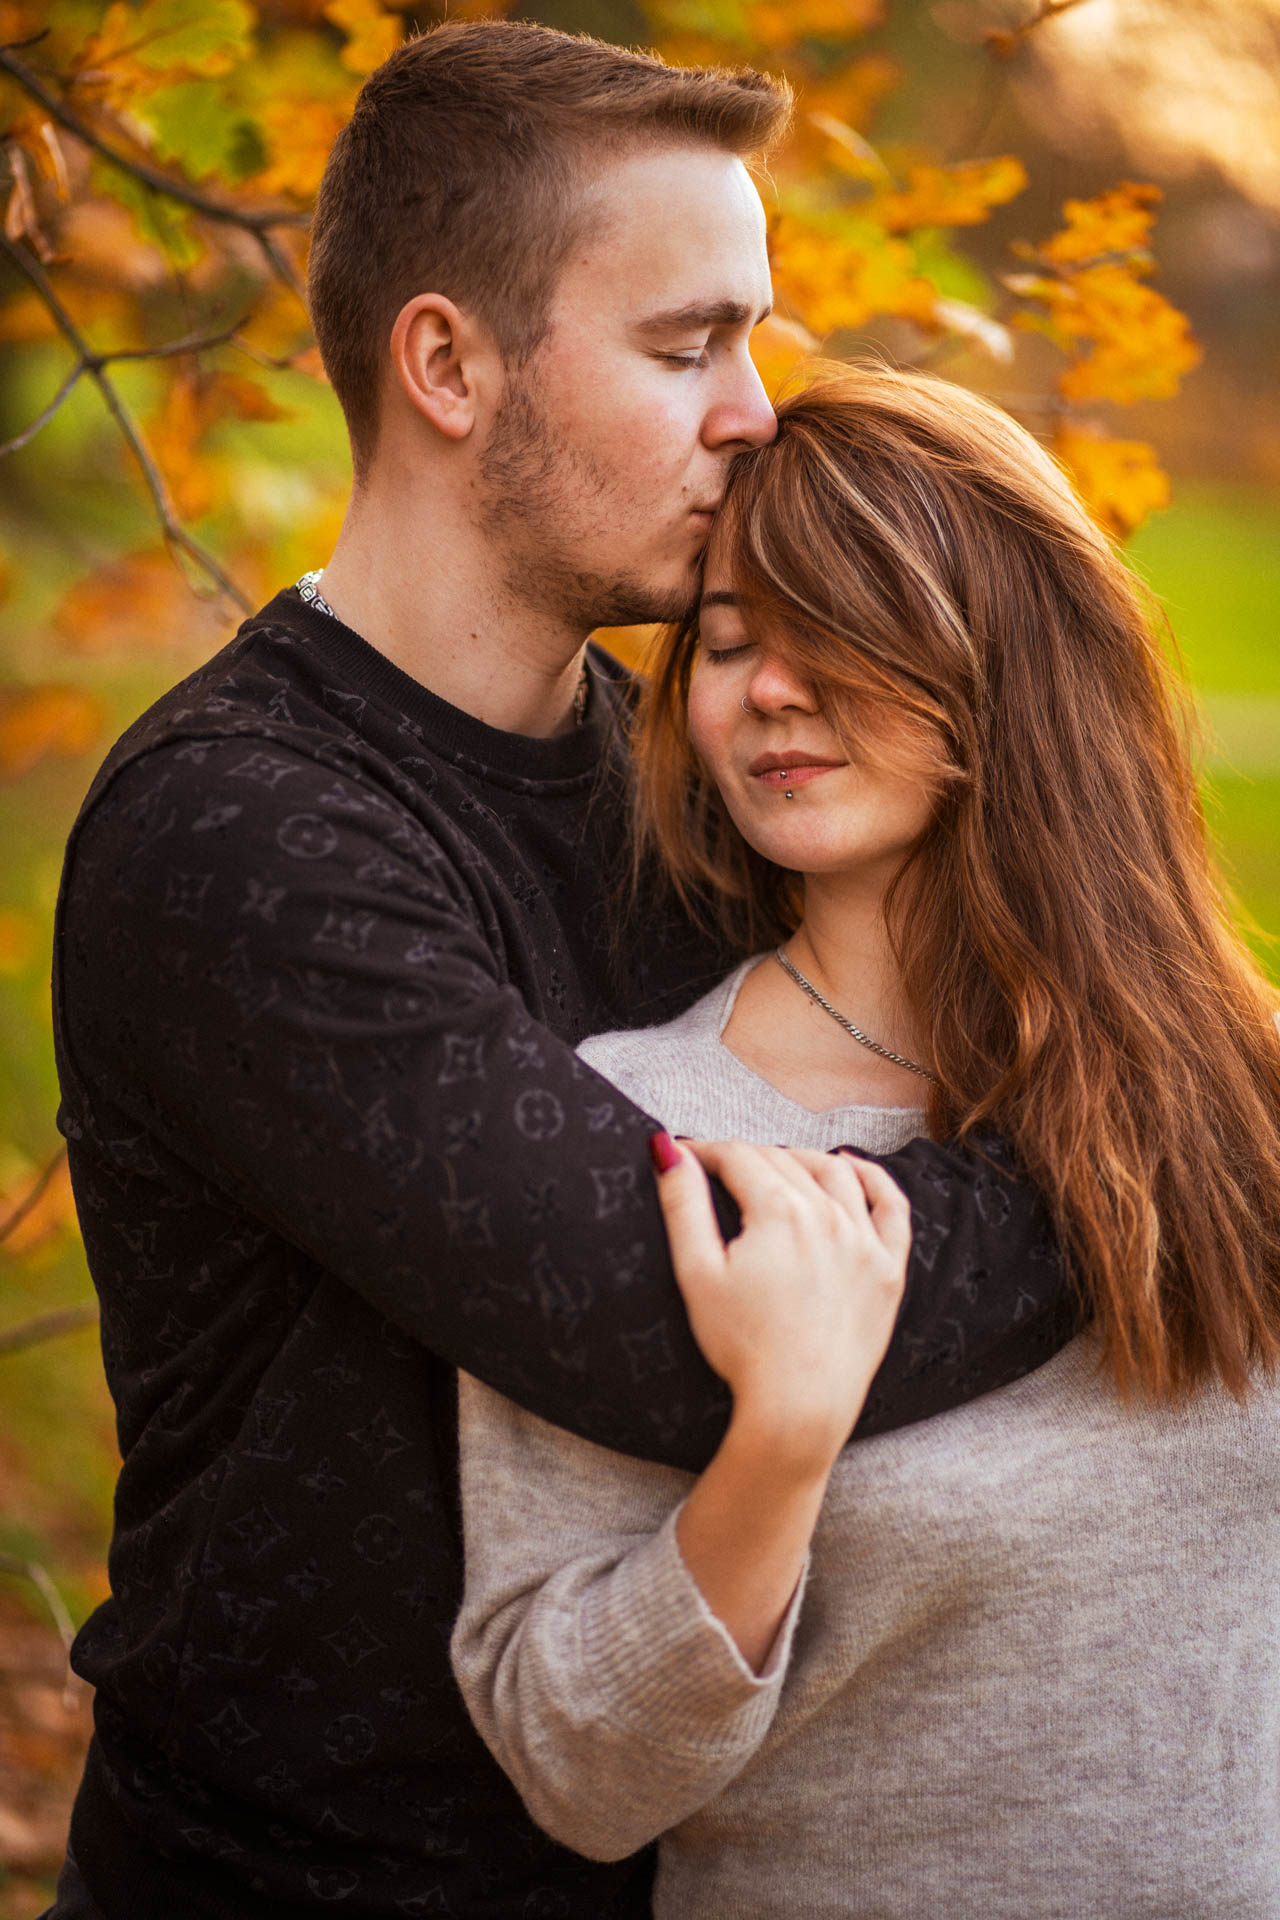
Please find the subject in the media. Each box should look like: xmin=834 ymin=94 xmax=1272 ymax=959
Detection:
xmin=773 ymin=947 xmax=940 ymax=1084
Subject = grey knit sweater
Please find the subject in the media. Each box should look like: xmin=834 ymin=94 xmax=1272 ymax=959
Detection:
xmin=450 ymin=958 xmax=1280 ymax=1919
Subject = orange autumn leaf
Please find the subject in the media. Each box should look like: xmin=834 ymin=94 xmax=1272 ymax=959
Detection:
xmin=770 ymin=207 xmax=938 ymax=337
xmin=1040 ymin=182 xmax=1162 ymax=269
xmin=322 ymin=0 xmax=403 ymax=75
xmin=1053 ymin=423 xmax=1172 ymax=540
xmin=54 ymin=547 xmax=230 ymax=653
xmin=746 ymin=0 xmax=883 ymax=49
xmin=591 ymin=624 xmax=660 ymax=672
xmin=0 ymin=1154 xmax=79 ymax=1259
xmin=0 ymin=907 xmax=38 ymax=974
xmin=255 ymin=96 xmax=353 ymax=199
xmin=782 ymin=54 xmax=899 ymax=170
xmin=0 ymin=685 xmax=105 ymax=780
xmin=871 ymin=154 xmax=1028 ymax=234
xmin=750 ymin=312 xmax=818 ymax=398
xmin=1008 ymin=185 xmax=1201 ymax=408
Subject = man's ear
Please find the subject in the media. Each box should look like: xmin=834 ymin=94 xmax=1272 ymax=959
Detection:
xmin=390 ymin=293 xmax=489 ymax=442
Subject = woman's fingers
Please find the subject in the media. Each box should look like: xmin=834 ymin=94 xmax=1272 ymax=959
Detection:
xmin=836 ymin=1152 xmax=913 ymax=1262
xmin=648 ymin=1135 xmax=726 ymax=1283
xmin=681 ymin=1138 xmax=819 ymax=1222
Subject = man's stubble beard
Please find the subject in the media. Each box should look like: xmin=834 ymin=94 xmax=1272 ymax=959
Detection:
xmin=477 ymin=369 xmax=700 ymax=632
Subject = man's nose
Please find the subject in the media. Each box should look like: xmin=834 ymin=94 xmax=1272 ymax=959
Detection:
xmin=703 ymin=351 xmax=777 ymax=452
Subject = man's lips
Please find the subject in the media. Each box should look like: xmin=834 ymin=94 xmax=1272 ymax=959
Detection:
xmin=749 ymin=752 xmax=846 ymax=790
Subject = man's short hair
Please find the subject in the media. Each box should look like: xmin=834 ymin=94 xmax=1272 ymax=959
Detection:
xmin=307 ymin=19 xmax=792 ymax=477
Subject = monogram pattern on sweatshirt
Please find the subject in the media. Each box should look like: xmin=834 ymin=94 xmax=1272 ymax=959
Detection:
xmin=51 ymin=591 xmax=1077 ymax=1916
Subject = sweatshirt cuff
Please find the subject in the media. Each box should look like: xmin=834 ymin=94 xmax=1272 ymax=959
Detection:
xmin=576 ymin=1503 xmax=807 ymax=1759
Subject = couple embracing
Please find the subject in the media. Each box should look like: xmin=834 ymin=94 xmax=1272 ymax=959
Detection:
xmin=45 ymin=18 xmax=1280 ymax=1920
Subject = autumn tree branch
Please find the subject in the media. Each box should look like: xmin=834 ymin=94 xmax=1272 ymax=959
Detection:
xmin=0 ymin=232 xmax=253 ymax=609
xmin=0 ymin=1145 xmax=66 ymax=1243
xmin=0 ymin=1303 xmax=99 ymax=1356
xmin=0 ymin=43 xmax=309 ymax=297
xmin=0 ymin=321 xmax=245 ymax=456
xmin=0 ymin=1550 xmax=81 ymax=1707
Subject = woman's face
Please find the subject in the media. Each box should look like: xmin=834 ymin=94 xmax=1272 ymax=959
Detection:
xmin=687 ymin=554 xmax=940 ymax=892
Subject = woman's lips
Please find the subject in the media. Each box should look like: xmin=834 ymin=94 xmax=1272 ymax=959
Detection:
xmin=753 ymin=763 xmax=843 ymax=790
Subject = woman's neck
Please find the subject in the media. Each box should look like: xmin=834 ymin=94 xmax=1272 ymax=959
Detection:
xmin=720 ymin=874 xmax=932 ymax=1113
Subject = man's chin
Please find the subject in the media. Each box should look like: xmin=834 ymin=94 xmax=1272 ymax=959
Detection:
xmin=586 ymin=567 xmax=700 ymax=632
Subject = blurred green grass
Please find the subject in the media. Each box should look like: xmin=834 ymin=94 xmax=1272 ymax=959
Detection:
xmin=1127 ymin=485 xmax=1280 ymax=972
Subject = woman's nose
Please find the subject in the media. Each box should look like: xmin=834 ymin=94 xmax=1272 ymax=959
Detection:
xmin=745 ymin=653 xmax=817 ymax=714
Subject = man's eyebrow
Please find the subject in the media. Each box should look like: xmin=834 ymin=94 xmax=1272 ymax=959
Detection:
xmin=634 ymin=299 xmax=772 ymax=334
xmin=699 ymin=591 xmax=739 ymax=609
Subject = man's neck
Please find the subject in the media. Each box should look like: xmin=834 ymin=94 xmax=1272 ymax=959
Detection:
xmin=315 ymin=486 xmax=590 ymax=739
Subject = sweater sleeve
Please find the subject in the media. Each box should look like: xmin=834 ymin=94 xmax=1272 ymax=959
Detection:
xmin=55 ymin=734 xmax=1078 ymax=1474
xmin=449 ymin=1371 xmax=804 ymax=1860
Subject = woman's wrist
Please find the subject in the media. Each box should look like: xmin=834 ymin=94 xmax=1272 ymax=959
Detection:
xmin=722 ymin=1392 xmax=847 ymax=1489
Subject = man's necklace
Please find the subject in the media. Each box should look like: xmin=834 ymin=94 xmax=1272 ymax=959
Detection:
xmin=295 ymin=571 xmax=591 ymax=728
xmin=774 ymin=946 xmax=940 ymax=1084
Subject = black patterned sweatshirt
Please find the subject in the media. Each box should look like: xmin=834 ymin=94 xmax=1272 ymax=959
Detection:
xmin=50 ymin=588 xmax=1076 ymax=1919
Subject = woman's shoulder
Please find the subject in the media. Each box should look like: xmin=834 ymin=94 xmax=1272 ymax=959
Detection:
xmin=577 ymin=960 xmax=757 ymax=1116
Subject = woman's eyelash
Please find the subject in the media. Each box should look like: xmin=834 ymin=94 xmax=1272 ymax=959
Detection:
xmin=661 ymin=351 xmax=709 ymax=368
xmin=703 ymin=645 xmax=751 ymax=663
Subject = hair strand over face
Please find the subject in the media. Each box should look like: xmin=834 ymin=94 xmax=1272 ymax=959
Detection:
xmin=636 ymin=363 xmax=1280 ymax=1405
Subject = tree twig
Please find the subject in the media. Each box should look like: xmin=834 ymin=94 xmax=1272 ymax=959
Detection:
xmin=0 ymin=233 xmax=252 ymax=610
xmin=0 ymin=45 xmax=309 ymax=237
xmin=0 ymin=1303 xmax=99 ymax=1356
xmin=0 ymin=357 xmax=83 ymax=455
xmin=0 ymin=1551 xmax=82 ymax=1709
xmin=0 ymin=1146 xmax=67 ymax=1245
xmin=0 ymin=324 xmax=247 ymax=456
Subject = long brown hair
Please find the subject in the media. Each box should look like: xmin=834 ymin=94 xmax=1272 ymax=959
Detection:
xmin=636 ymin=363 xmax=1280 ymax=1401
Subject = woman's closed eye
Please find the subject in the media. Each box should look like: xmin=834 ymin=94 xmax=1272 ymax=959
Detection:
xmin=701 ymin=644 xmax=753 ymax=664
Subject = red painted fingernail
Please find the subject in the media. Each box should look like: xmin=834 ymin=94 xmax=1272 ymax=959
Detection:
xmin=648 ymin=1130 xmax=681 ymax=1174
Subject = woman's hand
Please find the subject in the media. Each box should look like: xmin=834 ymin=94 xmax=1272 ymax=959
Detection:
xmin=653 ymin=1136 xmax=912 ymax=1471
xmin=649 ymin=1134 xmax=912 ymax=1672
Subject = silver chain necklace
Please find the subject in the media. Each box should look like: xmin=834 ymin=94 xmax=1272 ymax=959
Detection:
xmin=774 ymin=946 xmax=939 ymax=1084
xmin=295 ymin=571 xmax=591 ymax=728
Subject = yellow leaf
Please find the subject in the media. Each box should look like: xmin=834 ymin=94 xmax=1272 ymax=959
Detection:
xmin=322 ymin=0 xmax=403 ymax=75
xmin=1040 ymin=182 xmax=1163 ymax=269
xmin=255 ymin=96 xmax=352 ymax=199
xmin=0 ymin=686 xmax=105 ymax=780
xmin=1053 ymin=424 xmax=1171 ymax=540
xmin=750 ymin=313 xmax=818 ymax=398
xmin=54 ymin=548 xmax=226 ymax=653
xmin=0 ymin=909 xmax=37 ymax=975
xmin=770 ymin=208 xmax=938 ymax=337
xmin=872 ymin=155 xmax=1028 ymax=234
xmin=590 ymin=625 xmax=660 ymax=672
xmin=746 ymin=0 xmax=883 ymax=49
xmin=215 ymin=372 xmax=294 ymax=422
xmin=0 ymin=1154 xmax=78 ymax=1258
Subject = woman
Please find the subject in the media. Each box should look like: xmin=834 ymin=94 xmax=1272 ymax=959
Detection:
xmin=449 ymin=366 xmax=1280 ymax=1917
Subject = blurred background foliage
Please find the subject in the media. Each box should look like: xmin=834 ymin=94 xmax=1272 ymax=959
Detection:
xmin=0 ymin=0 xmax=1277 ymax=1906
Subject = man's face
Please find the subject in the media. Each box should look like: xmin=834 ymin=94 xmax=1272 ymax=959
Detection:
xmin=477 ymin=144 xmax=776 ymax=631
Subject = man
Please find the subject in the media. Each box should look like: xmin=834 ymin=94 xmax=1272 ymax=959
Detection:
xmin=45 ymin=20 xmax=1075 ymax=1918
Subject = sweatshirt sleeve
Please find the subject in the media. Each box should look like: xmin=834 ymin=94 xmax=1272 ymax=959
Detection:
xmin=449 ymin=1371 xmax=803 ymax=1860
xmin=55 ymin=734 xmax=1079 ymax=1474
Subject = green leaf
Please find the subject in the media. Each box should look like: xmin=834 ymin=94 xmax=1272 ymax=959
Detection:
xmin=134 ymin=79 xmax=242 ymax=180
xmin=106 ymin=0 xmax=256 ymax=78
xmin=91 ymin=157 xmax=206 ymax=271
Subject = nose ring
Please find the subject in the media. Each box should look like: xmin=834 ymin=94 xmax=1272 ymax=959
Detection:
xmin=741 ymin=695 xmax=756 ymax=714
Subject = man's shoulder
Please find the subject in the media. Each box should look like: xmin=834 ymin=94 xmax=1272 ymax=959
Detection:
xmin=80 ymin=590 xmax=346 ymax=814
